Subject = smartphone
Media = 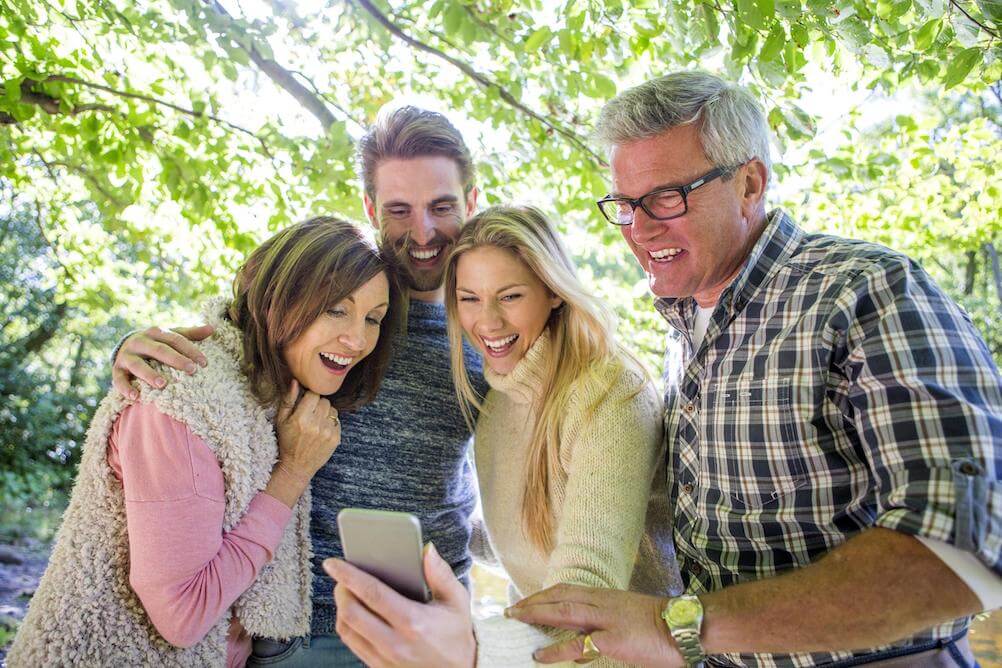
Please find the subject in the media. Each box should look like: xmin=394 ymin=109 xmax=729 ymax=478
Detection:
xmin=336 ymin=508 xmax=431 ymax=603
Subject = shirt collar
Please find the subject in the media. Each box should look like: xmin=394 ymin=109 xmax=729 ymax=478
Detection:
xmin=654 ymin=209 xmax=803 ymax=330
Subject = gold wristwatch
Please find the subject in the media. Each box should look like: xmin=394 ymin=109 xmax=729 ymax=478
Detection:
xmin=661 ymin=595 xmax=706 ymax=667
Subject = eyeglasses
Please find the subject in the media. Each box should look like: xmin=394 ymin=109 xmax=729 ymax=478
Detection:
xmin=596 ymin=165 xmax=740 ymax=226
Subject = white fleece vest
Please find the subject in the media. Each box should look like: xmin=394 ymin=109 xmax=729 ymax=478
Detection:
xmin=8 ymin=298 xmax=312 ymax=667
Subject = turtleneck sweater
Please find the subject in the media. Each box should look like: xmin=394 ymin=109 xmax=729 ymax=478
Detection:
xmin=470 ymin=333 xmax=671 ymax=667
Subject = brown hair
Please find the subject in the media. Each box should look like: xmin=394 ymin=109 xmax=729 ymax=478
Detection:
xmin=228 ymin=216 xmax=404 ymax=411
xmin=357 ymin=106 xmax=475 ymax=202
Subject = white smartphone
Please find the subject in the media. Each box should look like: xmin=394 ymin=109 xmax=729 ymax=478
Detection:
xmin=336 ymin=508 xmax=431 ymax=603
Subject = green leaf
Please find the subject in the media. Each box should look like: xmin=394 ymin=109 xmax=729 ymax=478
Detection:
xmin=524 ymin=27 xmax=552 ymax=51
xmin=3 ymin=77 xmax=22 ymax=104
xmin=443 ymin=3 xmax=464 ymax=35
xmin=736 ymin=0 xmax=765 ymax=29
xmin=942 ymin=47 xmax=982 ymax=89
xmin=759 ymin=24 xmax=785 ymax=62
xmin=702 ymin=3 xmax=720 ymax=40
xmin=914 ymin=18 xmax=942 ymax=50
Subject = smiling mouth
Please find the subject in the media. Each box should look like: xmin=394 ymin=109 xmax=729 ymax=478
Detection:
xmin=319 ymin=351 xmax=353 ymax=374
xmin=408 ymin=246 xmax=444 ymax=266
xmin=481 ymin=333 xmax=518 ymax=357
xmin=648 ymin=247 xmax=685 ymax=263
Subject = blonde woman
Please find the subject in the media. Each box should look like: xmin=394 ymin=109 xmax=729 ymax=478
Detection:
xmin=325 ymin=205 xmax=677 ymax=667
xmin=9 ymin=217 xmax=404 ymax=667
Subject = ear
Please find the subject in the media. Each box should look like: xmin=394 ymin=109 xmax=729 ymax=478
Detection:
xmin=363 ymin=194 xmax=379 ymax=230
xmin=738 ymin=159 xmax=768 ymax=220
xmin=465 ymin=187 xmax=479 ymax=218
xmin=550 ymin=295 xmax=564 ymax=311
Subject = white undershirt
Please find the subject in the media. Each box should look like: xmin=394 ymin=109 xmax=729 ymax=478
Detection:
xmin=691 ymin=302 xmax=999 ymax=611
xmin=692 ymin=305 xmax=714 ymax=350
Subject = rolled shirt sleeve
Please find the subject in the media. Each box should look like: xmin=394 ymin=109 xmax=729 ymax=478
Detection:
xmin=839 ymin=255 xmax=1001 ymax=575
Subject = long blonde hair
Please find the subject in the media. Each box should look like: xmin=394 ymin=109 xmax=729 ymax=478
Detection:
xmin=444 ymin=205 xmax=645 ymax=552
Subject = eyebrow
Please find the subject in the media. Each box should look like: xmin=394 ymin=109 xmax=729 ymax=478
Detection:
xmin=380 ymin=194 xmax=460 ymax=209
xmin=607 ymin=181 xmax=683 ymax=198
xmin=456 ymin=283 xmax=528 ymax=293
xmin=345 ymin=295 xmax=389 ymax=308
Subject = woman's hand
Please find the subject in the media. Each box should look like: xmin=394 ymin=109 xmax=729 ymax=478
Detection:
xmin=325 ymin=542 xmax=476 ymax=668
xmin=265 ymin=380 xmax=341 ymax=507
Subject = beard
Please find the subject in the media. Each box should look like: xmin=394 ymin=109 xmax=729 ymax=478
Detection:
xmin=380 ymin=229 xmax=455 ymax=293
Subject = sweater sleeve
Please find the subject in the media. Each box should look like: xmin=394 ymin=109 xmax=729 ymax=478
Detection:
xmin=109 ymin=402 xmax=293 ymax=648
xmin=474 ymin=367 xmax=664 ymax=668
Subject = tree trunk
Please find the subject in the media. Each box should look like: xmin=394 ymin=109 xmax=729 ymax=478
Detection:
xmin=5 ymin=302 xmax=67 ymax=356
xmin=985 ymin=242 xmax=1002 ymax=306
xmin=964 ymin=250 xmax=977 ymax=295
xmin=68 ymin=334 xmax=86 ymax=389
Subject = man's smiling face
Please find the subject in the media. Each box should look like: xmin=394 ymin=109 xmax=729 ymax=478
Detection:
xmin=611 ymin=123 xmax=760 ymax=306
xmin=365 ymin=156 xmax=477 ymax=299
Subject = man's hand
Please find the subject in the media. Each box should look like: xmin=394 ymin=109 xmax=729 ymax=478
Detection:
xmin=324 ymin=542 xmax=475 ymax=668
xmin=505 ymin=585 xmax=682 ymax=667
xmin=112 ymin=325 xmax=214 ymax=399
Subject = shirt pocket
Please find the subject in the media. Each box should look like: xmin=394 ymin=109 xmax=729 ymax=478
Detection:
xmin=701 ymin=377 xmax=808 ymax=510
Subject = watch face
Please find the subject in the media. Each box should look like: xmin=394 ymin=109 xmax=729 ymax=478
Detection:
xmin=667 ymin=599 xmax=700 ymax=626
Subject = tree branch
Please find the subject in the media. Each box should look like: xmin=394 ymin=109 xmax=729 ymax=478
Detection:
xmin=202 ymin=0 xmax=337 ymax=131
xmin=949 ymin=0 xmax=999 ymax=38
xmin=352 ymin=0 xmax=607 ymax=167
xmin=33 ymin=200 xmax=76 ymax=281
xmin=41 ymin=75 xmax=268 ymax=153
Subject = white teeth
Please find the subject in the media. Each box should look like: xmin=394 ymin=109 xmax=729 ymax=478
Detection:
xmin=482 ymin=334 xmax=517 ymax=350
xmin=320 ymin=352 xmax=352 ymax=365
xmin=409 ymin=247 xmax=441 ymax=260
xmin=649 ymin=247 xmax=683 ymax=260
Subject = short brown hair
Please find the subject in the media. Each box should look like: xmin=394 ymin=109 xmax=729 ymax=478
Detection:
xmin=357 ymin=106 xmax=475 ymax=202
xmin=228 ymin=216 xmax=404 ymax=411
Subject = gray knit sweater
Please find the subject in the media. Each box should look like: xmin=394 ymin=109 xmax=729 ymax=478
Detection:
xmin=310 ymin=299 xmax=486 ymax=634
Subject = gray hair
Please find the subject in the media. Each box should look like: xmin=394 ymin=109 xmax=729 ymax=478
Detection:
xmin=595 ymin=71 xmax=772 ymax=178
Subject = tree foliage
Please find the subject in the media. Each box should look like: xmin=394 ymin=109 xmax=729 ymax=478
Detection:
xmin=0 ymin=0 xmax=999 ymax=504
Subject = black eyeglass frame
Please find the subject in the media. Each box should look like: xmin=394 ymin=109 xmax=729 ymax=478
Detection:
xmin=596 ymin=165 xmax=742 ymax=226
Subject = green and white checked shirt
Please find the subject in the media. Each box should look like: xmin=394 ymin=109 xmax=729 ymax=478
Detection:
xmin=656 ymin=210 xmax=1001 ymax=667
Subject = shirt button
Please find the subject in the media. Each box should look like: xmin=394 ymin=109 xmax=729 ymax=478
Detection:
xmin=682 ymin=482 xmax=695 ymax=494
xmin=690 ymin=562 xmax=703 ymax=576
xmin=684 ymin=403 xmax=696 ymax=415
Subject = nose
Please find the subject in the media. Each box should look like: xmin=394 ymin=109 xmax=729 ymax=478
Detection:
xmin=629 ymin=207 xmax=664 ymax=246
xmin=339 ymin=317 xmax=367 ymax=353
xmin=412 ymin=211 xmax=437 ymax=246
xmin=480 ymin=302 xmax=505 ymax=332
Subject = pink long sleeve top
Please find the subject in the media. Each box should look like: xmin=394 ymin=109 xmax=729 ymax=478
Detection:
xmin=106 ymin=402 xmax=293 ymax=668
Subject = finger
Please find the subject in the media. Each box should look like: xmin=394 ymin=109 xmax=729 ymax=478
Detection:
xmin=295 ymin=390 xmax=321 ymax=418
xmin=120 ymin=353 xmax=167 ymax=390
xmin=424 ymin=542 xmax=466 ymax=606
xmin=277 ymin=380 xmax=299 ymax=424
xmin=533 ymin=632 xmax=609 ymax=664
xmin=159 ymin=327 xmax=209 ymax=367
xmin=314 ymin=397 xmax=332 ymax=419
xmin=505 ymin=600 xmax=596 ymax=630
xmin=172 ymin=323 xmax=215 ymax=344
xmin=111 ymin=367 xmax=139 ymax=400
xmin=334 ymin=585 xmax=397 ymax=661
xmin=508 ymin=583 xmax=598 ymax=611
xmin=324 ymin=558 xmax=418 ymax=628
xmin=128 ymin=335 xmax=198 ymax=375
xmin=335 ymin=614 xmax=386 ymax=667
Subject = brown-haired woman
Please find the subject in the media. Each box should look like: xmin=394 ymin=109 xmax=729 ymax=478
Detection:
xmin=8 ymin=216 xmax=404 ymax=668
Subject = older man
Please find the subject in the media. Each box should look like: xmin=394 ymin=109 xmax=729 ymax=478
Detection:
xmin=508 ymin=72 xmax=1000 ymax=667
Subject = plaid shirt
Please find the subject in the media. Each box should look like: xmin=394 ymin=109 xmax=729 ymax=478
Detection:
xmin=657 ymin=210 xmax=1001 ymax=667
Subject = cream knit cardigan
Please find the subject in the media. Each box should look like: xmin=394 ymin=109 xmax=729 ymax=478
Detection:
xmin=8 ymin=298 xmax=312 ymax=667
xmin=471 ymin=333 xmax=681 ymax=667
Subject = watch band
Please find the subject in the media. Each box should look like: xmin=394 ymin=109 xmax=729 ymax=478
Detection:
xmin=673 ymin=627 xmax=705 ymax=667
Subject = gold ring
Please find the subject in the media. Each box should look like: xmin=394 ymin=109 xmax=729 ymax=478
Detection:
xmin=328 ymin=413 xmax=340 ymax=425
xmin=581 ymin=633 xmax=601 ymax=661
